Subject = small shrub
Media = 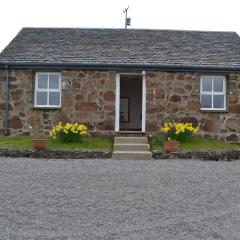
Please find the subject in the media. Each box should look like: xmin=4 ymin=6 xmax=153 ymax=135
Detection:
xmin=161 ymin=122 xmax=198 ymax=142
xmin=49 ymin=122 xmax=88 ymax=143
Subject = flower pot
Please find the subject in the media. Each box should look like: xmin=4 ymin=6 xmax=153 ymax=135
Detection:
xmin=32 ymin=139 xmax=48 ymax=150
xmin=164 ymin=140 xmax=179 ymax=153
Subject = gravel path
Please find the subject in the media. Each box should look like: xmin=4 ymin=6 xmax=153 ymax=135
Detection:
xmin=0 ymin=158 xmax=240 ymax=240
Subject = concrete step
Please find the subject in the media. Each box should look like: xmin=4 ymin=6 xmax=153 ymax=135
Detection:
xmin=115 ymin=131 xmax=146 ymax=137
xmin=114 ymin=143 xmax=149 ymax=151
xmin=114 ymin=136 xmax=148 ymax=144
xmin=112 ymin=151 xmax=152 ymax=160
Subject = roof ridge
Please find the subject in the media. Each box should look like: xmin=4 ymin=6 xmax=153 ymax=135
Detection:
xmin=21 ymin=27 xmax=237 ymax=34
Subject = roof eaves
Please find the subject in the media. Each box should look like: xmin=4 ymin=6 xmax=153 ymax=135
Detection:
xmin=0 ymin=62 xmax=240 ymax=72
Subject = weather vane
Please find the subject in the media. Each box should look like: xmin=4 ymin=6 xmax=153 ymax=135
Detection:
xmin=123 ymin=6 xmax=131 ymax=29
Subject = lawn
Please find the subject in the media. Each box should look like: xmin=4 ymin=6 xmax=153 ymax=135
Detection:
xmin=0 ymin=136 xmax=113 ymax=151
xmin=1 ymin=135 xmax=239 ymax=152
xmin=150 ymin=135 xmax=240 ymax=151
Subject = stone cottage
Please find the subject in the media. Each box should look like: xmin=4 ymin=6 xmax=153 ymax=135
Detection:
xmin=0 ymin=28 xmax=240 ymax=142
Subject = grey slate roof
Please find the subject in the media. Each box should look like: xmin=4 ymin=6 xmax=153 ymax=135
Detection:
xmin=0 ymin=27 xmax=240 ymax=70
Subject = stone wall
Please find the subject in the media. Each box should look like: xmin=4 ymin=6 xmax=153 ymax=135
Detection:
xmin=0 ymin=148 xmax=112 ymax=159
xmin=146 ymin=72 xmax=240 ymax=142
xmin=0 ymin=69 xmax=240 ymax=143
xmin=152 ymin=150 xmax=240 ymax=161
xmin=0 ymin=70 xmax=116 ymax=136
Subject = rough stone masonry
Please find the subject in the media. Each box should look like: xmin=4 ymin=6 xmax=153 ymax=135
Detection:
xmin=0 ymin=69 xmax=240 ymax=142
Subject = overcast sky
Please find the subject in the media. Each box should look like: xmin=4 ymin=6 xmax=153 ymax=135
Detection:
xmin=0 ymin=0 xmax=240 ymax=52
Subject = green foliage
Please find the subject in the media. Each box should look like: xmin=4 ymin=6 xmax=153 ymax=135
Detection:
xmin=149 ymin=134 xmax=165 ymax=150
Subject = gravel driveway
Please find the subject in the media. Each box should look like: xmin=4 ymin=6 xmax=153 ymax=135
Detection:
xmin=0 ymin=157 xmax=240 ymax=240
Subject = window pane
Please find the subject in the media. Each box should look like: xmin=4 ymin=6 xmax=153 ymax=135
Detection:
xmin=36 ymin=92 xmax=47 ymax=105
xmin=213 ymin=95 xmax=224 ymax=109
xmin=201 ymin=94 xmax=212 ymax=108
xmin=202 ymin=76 xmax=212 ymax=92
xmin=49 ymin=74 xmax=60 ymax=89
xmin=49 ymin=92 xmax=60 ymax=106
xmin=213 ymin=77 xmax=224 ymax=92
xmin=38 ymin=74 xmax=48 ymax=89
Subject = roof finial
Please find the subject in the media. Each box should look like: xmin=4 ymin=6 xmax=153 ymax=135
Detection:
xmin=123 ymin=6 xmax=131 ymax=29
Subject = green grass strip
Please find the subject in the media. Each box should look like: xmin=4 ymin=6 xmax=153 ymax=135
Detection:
xmin=150 ymin=135 xmax=240 ymax=151
xmin=0 ymin=136 xmax=113 ymax=152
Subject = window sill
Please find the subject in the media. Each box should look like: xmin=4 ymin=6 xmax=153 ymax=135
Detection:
xmin=200 ymin=109 xmax=228 ymax=113
xmin=33 ymin=106 xmax=61 ymax=110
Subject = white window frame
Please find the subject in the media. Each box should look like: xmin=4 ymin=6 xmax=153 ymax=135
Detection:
xmin=34 ymin=72 xmax=62 ymax=108
xmin=200 ymin=75 xmax=226 ymax=111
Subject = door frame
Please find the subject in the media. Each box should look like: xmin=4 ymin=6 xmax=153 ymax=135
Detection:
xmin=115 ymin=71 xmax=146 ymax=132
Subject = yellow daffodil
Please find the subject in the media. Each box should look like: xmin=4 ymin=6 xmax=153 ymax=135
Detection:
xmin=162 ymin=121 xmax=198 ymax=142
xmin=80 ymin=131 xmax=87 ymax=135
xmin=49 ymin=122 xmax=88 ymax=142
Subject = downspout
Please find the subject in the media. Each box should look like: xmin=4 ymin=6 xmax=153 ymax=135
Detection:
xmin=4 ymin=65 xmax=9 ymax=135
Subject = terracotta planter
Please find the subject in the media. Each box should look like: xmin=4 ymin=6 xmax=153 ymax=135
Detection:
xmin=32 ymin=139 xmax=48 ymax=150
xmin=164 ymin=140 xmax=179 ymax=153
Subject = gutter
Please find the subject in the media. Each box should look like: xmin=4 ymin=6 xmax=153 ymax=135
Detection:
xmin=4 ymin=65 xmax=9 ymax=135
xmin=0 ymin=62 xmax=240 ymax=73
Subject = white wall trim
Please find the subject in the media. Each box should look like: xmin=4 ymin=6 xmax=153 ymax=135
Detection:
xmin=141 ymin=71 xmax=146 ymax=132
xmin=115 ymin=72 xmax=146 ymax=132
xmin=115 ymin=73 xmax=120 ymax=132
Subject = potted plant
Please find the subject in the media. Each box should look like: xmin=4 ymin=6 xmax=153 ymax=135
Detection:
xmin=161 ymin=122 xmax=198 ymax=153
xmin=164 ymin=138 xmax=180 ymax=153
xmin=32 ymin=115 xmax=48 ymax=150
xmin=32 ymin=131 xmax=48 ymax=150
